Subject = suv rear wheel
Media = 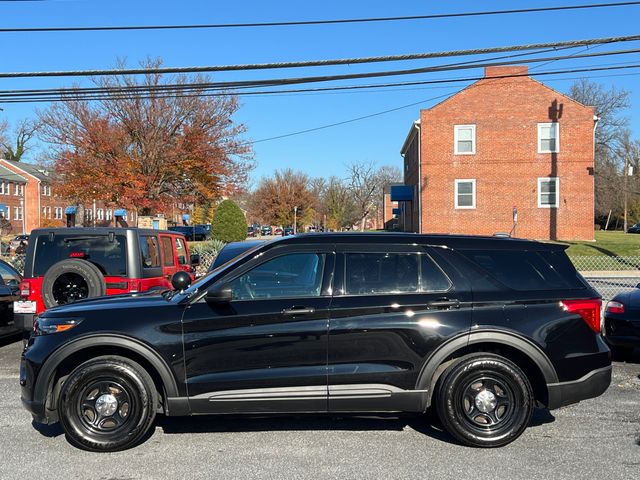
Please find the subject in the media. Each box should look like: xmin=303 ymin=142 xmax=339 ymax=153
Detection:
xmin=57 ymin=356 xmax=157 ymax=452
xmin=436 ymin=353 xmax=533 ymax=448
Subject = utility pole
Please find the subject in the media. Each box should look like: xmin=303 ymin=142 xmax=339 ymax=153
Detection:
xmin=624 ymin=155 xmax=629 ymax=233
xmin=293 ymin=206 xmax=298 ymax=235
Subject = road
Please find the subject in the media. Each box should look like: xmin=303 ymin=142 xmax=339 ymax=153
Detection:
xmin=1 ymin=337 xmax=638 ymax=480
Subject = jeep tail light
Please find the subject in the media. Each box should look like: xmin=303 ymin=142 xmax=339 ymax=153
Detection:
xmin=19 ymin=280 xmax=30 ymax=298
xmin=561 ymin=299 xmax=602 ymax=333
xmin=605 ymin=301 xmax=624 ymax=314
xmin=128 ymin=280 xmax=140 ymax=293
xmin=69 ymin=251 xmax=87 ymax=259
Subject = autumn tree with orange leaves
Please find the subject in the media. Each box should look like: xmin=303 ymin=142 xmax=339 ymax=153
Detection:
xmin=38 ymin=59 xmax=253 ymax=215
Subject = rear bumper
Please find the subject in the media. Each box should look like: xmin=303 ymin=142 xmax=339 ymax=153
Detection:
xmin=547 ymin=365 xmax=612 ymax=409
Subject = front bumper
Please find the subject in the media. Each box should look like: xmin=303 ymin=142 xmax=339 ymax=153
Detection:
xmin=14 ymin=313 xmax=35 ymax=333
xmin=547 ymin=365 xmax=612 ymax=409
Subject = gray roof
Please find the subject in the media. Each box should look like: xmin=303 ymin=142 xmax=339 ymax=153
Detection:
xmin=0 ymin=159 xmax=53 ymax=182
xmin=0 ymin=164 xmax=27 ymax=183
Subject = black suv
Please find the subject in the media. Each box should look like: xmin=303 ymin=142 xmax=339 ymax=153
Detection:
xmin=20 ymin=233 xmax=611 ymax=452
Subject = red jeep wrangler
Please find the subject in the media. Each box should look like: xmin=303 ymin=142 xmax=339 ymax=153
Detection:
xmin=14 ymin=227 xmax=198 ymax=333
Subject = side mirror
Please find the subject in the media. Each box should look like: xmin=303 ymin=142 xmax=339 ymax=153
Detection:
xmin=636 ymin=283 xmax=640 ymax=289
xmin=205 ymin=283 xmax=232 ymax=304
xmin=171 ymin=271 xmax=192 ymax=291
xmin=190 ymin=253 xmax=201 ymax=266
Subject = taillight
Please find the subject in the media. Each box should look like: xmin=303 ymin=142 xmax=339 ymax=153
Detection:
xmin=605 ymin=301 xmax=625 ymax=314
xmin=561 ymin=299 xmax=602 ymax=333
xmin=19 ymin=280 xmax=30 ymax=298
xmin=128 ymin=280 xmax=140 ymax=293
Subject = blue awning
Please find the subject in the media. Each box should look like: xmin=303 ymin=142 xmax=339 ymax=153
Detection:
xmin=390 ymin=185 xmax=413 ymax=202
xmin=64 ymin=206 xmax=77 ymax=215
xmin=114 ymin=209 xmax=128 ymax=217
xmin=182 ymin=214 xmax=190 ymax=221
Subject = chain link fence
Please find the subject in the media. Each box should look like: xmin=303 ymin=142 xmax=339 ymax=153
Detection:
xmin=2 ymin=250 xmax=638 ymax=302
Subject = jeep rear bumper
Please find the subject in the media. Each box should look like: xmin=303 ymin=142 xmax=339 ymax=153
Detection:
xmin=546 ymin=365 xmax=612 ymax=409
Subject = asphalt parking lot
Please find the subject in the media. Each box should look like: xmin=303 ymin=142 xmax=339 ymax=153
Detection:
xmin=0 ymin=336 xmax=638 ymax=480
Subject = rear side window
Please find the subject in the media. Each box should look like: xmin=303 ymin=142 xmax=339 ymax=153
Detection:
xmin=161 ymin=237 xmax=175 ymax=266
xmin=33 ymin=234 xmax=127 ymax=276
xmin=140 ymin=235 xmax=160 ymax=268
xmin=345 ymin=253 xmax=450 ymax=295
xmin=458 ymin=249 xmax=584 ymax=290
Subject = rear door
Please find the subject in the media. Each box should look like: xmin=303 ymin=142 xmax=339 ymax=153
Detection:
xmin=328 ymin=244 xmax=473 ymax=412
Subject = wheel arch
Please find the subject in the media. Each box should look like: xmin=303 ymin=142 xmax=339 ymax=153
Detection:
xmin=35 ymin=334 xmax=180 ymax=420
xmin=417 ymin=330 xmax=558 ymax=409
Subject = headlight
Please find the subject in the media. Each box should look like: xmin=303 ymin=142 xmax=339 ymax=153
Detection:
xmin=34 ymin=317 xmax=83 ymax=335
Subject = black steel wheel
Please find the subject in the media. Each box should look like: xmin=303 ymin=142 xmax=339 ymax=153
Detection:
xmin=58 ymin=356 xmax=157 ymax=452
xmin=436 ymin=353 xmax=533 ymax=448
xmin=41 ymin=259 xmax=106 ymax=309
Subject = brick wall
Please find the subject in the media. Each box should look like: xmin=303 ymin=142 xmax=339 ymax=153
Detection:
xmin=415 ymin=65 xmax=595 ymax=241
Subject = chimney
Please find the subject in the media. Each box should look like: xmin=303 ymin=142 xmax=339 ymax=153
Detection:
xmin=484 ymin=65 xmax=529 ymax=78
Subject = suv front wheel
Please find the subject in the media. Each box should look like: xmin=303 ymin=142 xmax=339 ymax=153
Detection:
xmin=58 ymin=356 xmax=158 ymax=452
xmin=436 ymin=353 xmax=534 ymax=448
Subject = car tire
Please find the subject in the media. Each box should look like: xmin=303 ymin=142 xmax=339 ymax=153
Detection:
xmin=436 ymin=353 xmax=533 ymax=448
xmin=41 ymin=259 xmax=106 ymax=309
xmin=58 ymin=356 xmax=158 ymax=452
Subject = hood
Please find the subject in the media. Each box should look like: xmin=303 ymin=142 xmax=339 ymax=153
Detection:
xmin=41 ymin=289 xmax=170 ymax=317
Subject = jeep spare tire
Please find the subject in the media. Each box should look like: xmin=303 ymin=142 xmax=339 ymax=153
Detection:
xmin=41 ymin=259 xmax=106 ymax=308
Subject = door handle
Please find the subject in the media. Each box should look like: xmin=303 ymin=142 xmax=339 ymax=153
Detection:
xmin=427 ymin=299 xmax=461 ymax=309
xmin=282 ymin=307 xmax=316 ymax=315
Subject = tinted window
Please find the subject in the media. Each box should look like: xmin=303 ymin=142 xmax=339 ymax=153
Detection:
xmin=33 ymin=234 xmax=127 ymax=276
xmin=161 ymin=237 xmax=175 ymax=266
xmin=140 ymin=236 xmax=160 ymax=268
xmin=345 ymin=253 xmax=450 ymax=295
xmin=229 ymin=253 xmax=325 ymax=300
xmin=459 ymin=249 xmax=584 ymax=290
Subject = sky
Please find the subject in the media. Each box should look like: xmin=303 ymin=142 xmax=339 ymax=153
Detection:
xmin=0 ymin=0 xmax=638 ymax=186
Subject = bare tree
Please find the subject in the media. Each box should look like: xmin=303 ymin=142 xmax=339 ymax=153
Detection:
xmin=346 ymin=161 xmax=382 ymax=231
xmin=1 ymin=119 xmax=39 ymax=162
xmin=568 ymin=79 xmax=631 ymax=223
xmin=322 ymin=176 xmax=358 ymax=231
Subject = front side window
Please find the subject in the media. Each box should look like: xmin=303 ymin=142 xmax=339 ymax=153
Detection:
xmin=538 ymin=177 xmax=559 ymax=208
xmin=454 ymin=124 xmax=476 ymax=154
xmin=538 ymin=122 xmax=559 ymax=153
xmin=228 ymin=252 xmax=325 ymax=300
xmin=455 ymin=179 xmax=476 ymax=209
xmin=175 ymin=237 xmax=188 ymax=265
xmin=344 ymin=252 xmax=450 ymax=295
xmin=140 ymin=235 xmax=160 ymax=268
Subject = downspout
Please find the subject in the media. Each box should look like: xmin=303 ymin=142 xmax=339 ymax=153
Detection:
xmin=593 ymin=114 xmax=599 ymax=235
xmin=414 ymin=120 xmax=422 ymax=234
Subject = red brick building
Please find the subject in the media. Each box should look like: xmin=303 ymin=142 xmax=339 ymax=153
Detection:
xmin=0 ymin=159 xmax=136 ymax=234
xmin=398 ymin=65 xmax=596 ymax=241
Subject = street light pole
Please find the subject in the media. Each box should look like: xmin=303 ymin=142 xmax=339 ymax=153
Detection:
xmin=293 ymin=206 xmax=298 ymax=235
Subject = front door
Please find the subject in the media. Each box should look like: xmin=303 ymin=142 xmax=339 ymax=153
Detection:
xmin=328 ymin=245 xmax=473 ymax=412
xmin=182 ymin=245 xmax=334 ymax=413
xmin=159 ymin=234 xmax=177 ymax=283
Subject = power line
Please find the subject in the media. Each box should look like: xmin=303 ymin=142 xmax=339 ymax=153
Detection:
xmin=0 ymin=34 xmax=639 ymax=78
xmin=1 ymin=2 xmax=638 ymax=32
xmin=2 ymin=63 xmax=638 ymax=104
xmin=0 ymin=45 xmax=575 ymax=97
xmin=3 ymin=46 xmax=638 ymax=101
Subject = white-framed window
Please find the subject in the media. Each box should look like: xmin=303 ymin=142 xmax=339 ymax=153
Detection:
xmin=455 ymin=179 xmax=476 ymax=209
xmin=454 ymin=124 xmax=476 ymax=155
xmin=97 ymin=208 xmax=104 ymax=221
xmin=54 ymin=207 xmax=63 ymax=219
xmin=3 ymin=182 xmax=9 ymax=195
xmin=106 ymin=209 xmax=113 ymax=221
xmin=41 ymin=184 xmax=51 ymax=196
xmin=13 ymin=183 xmax=18 ymax=196
xmin=13 ymin=206 xmax=22 ymax=220
xmin=0 ymin=207 xmax=6 ymax=219
xmin=0 ymin=183 xmax=4 ymax=195
xmin=538 ymin=122 xmax=559 ymax=153
xmin=538 ymin=177 xmax=559 ymax=208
